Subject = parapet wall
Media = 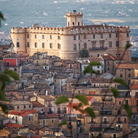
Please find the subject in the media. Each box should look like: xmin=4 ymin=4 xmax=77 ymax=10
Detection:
xmin=11 ymin=25 xmax=130 ymax=35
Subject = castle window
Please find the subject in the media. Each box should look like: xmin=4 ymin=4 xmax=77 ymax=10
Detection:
xmin=74 ymin=36 xmax=76 ymax=40
xmin=27 ymin=34 xmax=29 ymax=38
xmin=78 ymin=35 xmax=80 ymax=40
xmin=58 ymin=35 xmax=60 ymax=40
xmin=74 ymin=44 xmax=77 ymax=50
xmin=109 ymin=33 xmax=111 ymax=38
xmin=84 ymin=35 xmax=86 ymax=39
xmin=101 ymin=34 xmax=103 ymax=38
xmin=116 ymin=33 xmax=118 ymax=37
xmin=127 ymin=32 xmax=129 ymax=37
xmin=42 ymin=35 xmax=44 ymax=39
xmin=17 ymin=42 xmax=20 ymax=47
xmin=109 ymin=41 xmax=112 ymax=47
xmin=42 ymin=43 xmax=45 ymax=48
xmin=35 ymin=35 xmax=37 ymax=38
xmin=50 ymin=43 xmax=52 ymax=48
xmin=116 ymin=41 xmax=119 ymax=47
xmin=58 ymin=43 xmax=61 ymax=49
xmin=27 ymin=42 xmax=29 ymax=47
xmin=35 ymin=43 xmax=37 ymax=48
xmin=84 ymin=43 xmax=87 ymax=49
xmin=93 ymin=34 xmax=95 ymax=39
xmin=50 ymin=35 xmax=52 ymax=39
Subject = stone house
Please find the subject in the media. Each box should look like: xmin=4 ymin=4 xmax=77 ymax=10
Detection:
xmin=8 ymin=109 xmax=38 ymax=125
xmin=116 ymin=62 xmax=138 ymax=84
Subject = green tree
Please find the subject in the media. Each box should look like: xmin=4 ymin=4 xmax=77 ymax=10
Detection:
xmin=79 ymin=48 xmax=89 ymax=58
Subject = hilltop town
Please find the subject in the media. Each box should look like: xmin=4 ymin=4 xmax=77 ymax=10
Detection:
xmin=0 ymin=11 xmax=138 ymax=138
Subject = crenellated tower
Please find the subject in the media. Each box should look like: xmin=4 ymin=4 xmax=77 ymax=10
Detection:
xmin=66 ymin=10 xmax=83 ymax=27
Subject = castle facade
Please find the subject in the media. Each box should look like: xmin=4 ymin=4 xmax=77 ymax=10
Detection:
xmin=11 ymin=10 xmax=130 ymax=61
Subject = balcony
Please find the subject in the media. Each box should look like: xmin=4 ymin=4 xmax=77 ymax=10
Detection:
xmin=89 ymin=47 xmax=108 ymax=51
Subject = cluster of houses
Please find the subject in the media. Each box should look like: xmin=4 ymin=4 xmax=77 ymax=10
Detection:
xmin=0 ymin=48 xmax=138 ymax=138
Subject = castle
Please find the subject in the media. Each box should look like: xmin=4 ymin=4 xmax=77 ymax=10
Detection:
xmin=11 ymin=10 xmax=131 ymax=61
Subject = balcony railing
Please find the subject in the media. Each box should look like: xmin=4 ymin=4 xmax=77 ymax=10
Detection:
xmin=89 ymin=47 xmax=108 ymax=51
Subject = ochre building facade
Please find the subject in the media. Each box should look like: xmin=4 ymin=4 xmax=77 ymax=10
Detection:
xmin=11 ymin=10 xmax=131 ymax=60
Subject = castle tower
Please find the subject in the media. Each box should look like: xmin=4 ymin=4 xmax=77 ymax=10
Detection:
xmin=66 ymin=10 xmax=83 ymax=27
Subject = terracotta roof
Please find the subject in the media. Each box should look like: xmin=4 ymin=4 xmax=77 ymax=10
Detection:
xmin=67 ymin=103 xmax=79 ymax=108
xmin=4 ymin=122 xmax=23 ymax=128
xmin=116 ymin=63 xmax=138 ymax=69
xmin=9 ymin=109 xmax=37 ymax=116
xmin=101 ymin=54 xmax=121 ymax=60
xmin=31 ymin=136 xmax=41 ymax=138
xmin=38 ymin=95 xmax=55 ymax=101
xmin=39 ymin=113 xmax=59 ymax=119
xmin=31 ymin=101 xmax=44 ymax=108
xmin=131 ymin=84 xmax=138 ymax=90
xmin=86 ymin=96 xmax=93 ymax=101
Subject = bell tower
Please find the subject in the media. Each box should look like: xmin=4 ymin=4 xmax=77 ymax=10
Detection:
xmin=66 ymin=10 xmax=83 ymax=27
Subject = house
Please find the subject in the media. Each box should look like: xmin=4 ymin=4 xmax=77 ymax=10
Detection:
xmin=8 ymin=109 xmax=38 ymax=125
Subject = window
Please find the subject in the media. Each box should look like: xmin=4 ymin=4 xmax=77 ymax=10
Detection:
xmin=118 ymin=110 xmax=121 ymax=115
xmin=35 ymin=35 xmax=37 ymax=38
xmin=113 ymin=134 xmax=116 ymax=138
xmin=29 ymin=105 xmax=31 ymax=108
xmin=24 ymin=105 xmax=26 ymax=109
xmin=136 ymin=100 xmax=138 ymax=106
xmin=101 ymin=34 xmax=103 ymax=38
xmin=124 ymin=118 xmax=127 ymax=123
xmin=78 ymin=35 xmax=80 ymax=40
xmin=120 ymin=74 xmax=122 ymax=77
xmin=125 ymin=100 xmax=128 ymax=105
xmin=109 ymin=41 xmax=112 ymax=47
xmin=42 ymin=35 xmax=44 ymax=39
xmin=74 ymin=36 xmax=76 ymax=40
xmin=127 ymin=41 xmax=130 ymax=44
xmin=14 ymin=68 xmax=17 ymax=71
xmin=97 ymin=54 xmax=99 ymax=57
xmin=108 ymin=67 xmax=110 ymax=71
xmin=74 ymin=44 xmax=77 ymax=50
xmin=120 ymin=69 xmax=123 ymax=71
xmin=93 ymin=34 xmax=95 ymax=39
xmin=28 ymin=117 xmax=31 ymax=121
xmin=78 ymin=43 xmax=80 ymax=50
xmin=128 ymin=69 xmax=131 ymax=71
xmin=127 ymin=32 xmax=129 ymax=37
xmin=109 ymin=33 xmax=111 ymax=38
xmin=17 ymin=106 xmax=19 ymax=109
xmin=6 ymin=62 xmax=10 ymax=67
xmin=50 ymin=43 xmax=52 ymax=48
xmin=84 ymin=43 xmax=87 ymax=49
xmin=116 ymin=33 xmax=118 ymax=37
xmin=128 ymin=74 xmax=131 ymax=77
xmin=78 ymin=22 xmax=80 ymax=26
xmin=84 ymin=35 xmax=86 ymax=39
xmin=27 ymin=42 xmax=29 ymax=47
xmin=43 ymin=120 xmax=45 ymax=125
xmin=51 ymin=119 xmax=54 ymax=123
xmin=73 ymin=22 xmax=74 ymax=26
xmin=27 ymin=34 xmax=29 ymax=38
xmin=58 ymin=35 xmax=60 ymax=40
xmin=92 ymin=41 xmax=96 ymax=47
xmin=100 ymin=41 xmax=104 ymax=47
xmin=119 ymin=101 xmax=121 ymax=105
xmin=116 ymin=41 xmax=119 ymax=47
xmin=58 ymin=43 xmax=61 ymax=49
xmin=50 ymin=35 xmax=52 ymax=39
xmin=35 ymin=42 xmax=37 ymax=48
xmin=42 ymin=43 xmax=45 ymax=48
xmin=17 ymin=42 xmax=20 ymax=47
